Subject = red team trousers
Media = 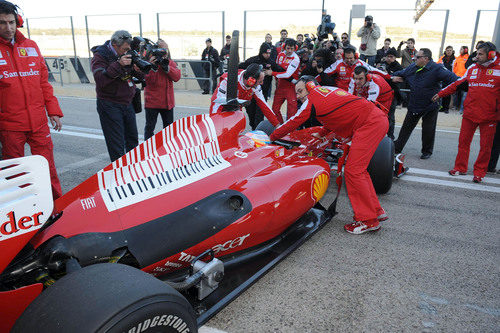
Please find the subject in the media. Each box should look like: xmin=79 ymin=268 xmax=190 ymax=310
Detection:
xmin=454 ymin=117 xmax=497 ymax=178
xmin=272 ymin=81 xmax=297 ymax=123
xmin=344 ymin=107 xmax=389 ymax=221
xmin=0 ymin=126 xmax=63 ymax=199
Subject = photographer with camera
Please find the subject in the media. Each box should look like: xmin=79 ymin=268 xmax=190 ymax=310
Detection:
xmin=91 ymin=30 xmax=145 ymax=162
xmin=356 ymin=15 xmax=380 ymax=66
xmin=143 ymin=39 xmax=181 ymax=140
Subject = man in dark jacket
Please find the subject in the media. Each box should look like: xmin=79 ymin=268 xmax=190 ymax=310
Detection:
xmin=382 ymin=48 xmax=403 ymax=139
xmin=239 ymin=43 xmax=284 ymax=129
xmin=465 ymin=40 xmax=484 ymax=68
xmin=391 ymin=48 xmax=458 ymax=159
xmin=91 ymin=30 xmax=144 ymax=162
xmin=201 ymin=38 xmax=219 ymax=94
xmin=375 ymin=38 xmax=393 ymax=66
xmin=219 ymin=35 xmax=231 ymax=73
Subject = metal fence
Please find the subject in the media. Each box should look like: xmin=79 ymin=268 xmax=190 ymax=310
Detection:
xmin=22 ymin=8 xmax=497 ymax=61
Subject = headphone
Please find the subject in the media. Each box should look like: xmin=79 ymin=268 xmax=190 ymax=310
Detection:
xmin=479 ymin=42 xmax=497 ymax=60
xmin=300 ymin=75 xmax=319 ymax=92
xmin=0 ymin=1 xmax=23 ymax=27
xmin=244 ymin=64 xmax=263 ymax=87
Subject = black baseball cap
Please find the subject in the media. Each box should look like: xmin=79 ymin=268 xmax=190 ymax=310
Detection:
xmin=206 ymin=38 xmax=212 ymax=43
xmin=365 ymin=15 xmax=373 ymax=21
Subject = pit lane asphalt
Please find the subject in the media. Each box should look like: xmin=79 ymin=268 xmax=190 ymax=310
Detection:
xmin=50 ymin=96 xmax=499 ymax=333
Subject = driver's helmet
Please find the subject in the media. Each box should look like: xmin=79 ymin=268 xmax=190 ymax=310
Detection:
xmin=245 ymin=130 xmax=271 ymax=147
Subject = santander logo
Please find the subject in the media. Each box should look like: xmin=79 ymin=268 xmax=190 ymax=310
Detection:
xmin=0 ymin=211 xmax=44 ymax=242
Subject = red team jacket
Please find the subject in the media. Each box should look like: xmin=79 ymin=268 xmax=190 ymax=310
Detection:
xmin=348 ymin=73 xmax=394 ymax=112
xmin=319 ymin=58 xmax=390 ymax=91
xmin=210 ymin=71 xmax=280 ymax=127
xmin=270 ymin=86 xmax=381 ymax=141
xmin=144 ymin=59 xmax=181 ymax=110
xmin=0 ymin=30 xmax=63 ymax=132
xmin=438 ymin=55 xmax=499 ymax=123
xmin=272 ymin=51 xmax=301 ymax=87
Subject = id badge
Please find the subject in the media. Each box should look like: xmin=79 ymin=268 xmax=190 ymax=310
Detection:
xmin=128 ymin=80 xmax=134 ymax=87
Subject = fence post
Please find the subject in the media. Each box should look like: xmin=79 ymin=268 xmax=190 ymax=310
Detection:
xmin=139 ymin=14 xmax=143 ymax=37
xmin=156 ymin=13 xmax=160 ymax=40
xmin=348 ymin=9 xmax=352 ymax=40
xmin=85 ymin=15 xmax=91 ymax=61
xmin=494 ymin=2 xmax=500 ymax=48
xmin=70 ymin=16 xmax=78 ymax=71
xmin=439 ymin=10 xmax=450 ymax=57
xmin=222 ymin=11 xmax=225 ymax=48
xmin=243 ymin=11 xmax=247 ymax=60
xmin=26 ymin=18 xmax=30 ymax=39
xmin=471 ymin=10 xmax=481 ymax=52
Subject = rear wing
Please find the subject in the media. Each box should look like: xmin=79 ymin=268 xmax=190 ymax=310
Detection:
xmin=0 ymin=156 xmax=53 ymax=273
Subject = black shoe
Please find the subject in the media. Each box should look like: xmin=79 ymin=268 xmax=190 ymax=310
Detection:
xmin=420 ymin=153 xmax=432 ymax=159
xmin=202 ymin=91 xmax=209 ymax=95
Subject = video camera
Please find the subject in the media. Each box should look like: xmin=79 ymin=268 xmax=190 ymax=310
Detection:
xmin=317 ymin=11 xmax=336 ymax=41
xmin=129 ymin=37 xmax=169 ymax=73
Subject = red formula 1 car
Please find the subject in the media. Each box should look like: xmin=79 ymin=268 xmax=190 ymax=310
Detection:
xmin=0 ymin=31 xmax=403 ymax=333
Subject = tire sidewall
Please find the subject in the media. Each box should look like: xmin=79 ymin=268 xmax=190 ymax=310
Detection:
xmin=100 ymin=295 xmax=196 ymax=333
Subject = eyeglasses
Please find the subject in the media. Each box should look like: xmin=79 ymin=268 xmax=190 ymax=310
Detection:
xmin=341 ymin=37 xmax=348 ymax=40
xmin=415 ymin=55 xmax=426 ymax=59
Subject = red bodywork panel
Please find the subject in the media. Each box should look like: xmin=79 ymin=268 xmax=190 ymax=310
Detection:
xmin=0 ymin=111 xmax=331 ymax=330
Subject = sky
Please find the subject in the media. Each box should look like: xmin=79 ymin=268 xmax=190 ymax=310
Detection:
xmin=15 ymin=0 xmax=499 ymax=36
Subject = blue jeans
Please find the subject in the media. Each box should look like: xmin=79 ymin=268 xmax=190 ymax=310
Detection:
xmin=97 ymin=98 xmax=138 ymax=162
xmin=360 ymin=54 xmax=376 ymax=66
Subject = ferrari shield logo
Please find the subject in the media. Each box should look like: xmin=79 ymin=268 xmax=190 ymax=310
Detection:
xmin=486 ymin=69 xmax=493 ymax=75
xmin=316 ymin=86 xmax=332 ymax=97
xmin=18 ymin=48 xmax=27 ymax=57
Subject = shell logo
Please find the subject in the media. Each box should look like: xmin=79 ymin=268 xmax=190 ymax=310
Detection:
xmin=311 ymin=171 xmax=329 ymax=202
xmin=335 ymin=90 xmax=348 ymax=96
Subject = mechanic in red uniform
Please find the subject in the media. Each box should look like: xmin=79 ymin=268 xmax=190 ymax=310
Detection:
xmin=266 ymin=39 xmax=300 ymax=124
xmin=348 ymin=66 xmax=394 ymax=112
xmin=0 ymin=1 xmax=63 ymax=199
xmin=432 ymin=42 xmax=499 ymax=183
xmin=270 ymin=76 xmax=389 ymax=235
xmin=209 ymin=63 xmax=280 ymax=127
xmin=317 ymin=47 xmax=390 ymax=91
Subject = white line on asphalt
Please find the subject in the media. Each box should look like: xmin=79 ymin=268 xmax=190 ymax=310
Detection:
xmin=402 ymin=175 xmax=500 ymax=194
xmin=51 ymin=128 xmax=145 ymax=141
xmin=199 ymin=326 xmax=228 ymax=333
xmin=52 ymin=129 xmax=105 ymax=140
xmin=56 ymin=95 xmax=207 ymax=110
xmin=409 ymin=167 xmax=500 ymax=185
xmin=58 ymin=153 xmax=109 ymax=174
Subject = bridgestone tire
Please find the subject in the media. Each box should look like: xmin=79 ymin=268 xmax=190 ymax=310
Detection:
xmin=367 ymin=136 xmax=394 ymax=194
xmin=226 ymin=31 xmax=239 ymax=101
xmin=255 ymin=120 xmax=275 ymax=136
xmin=13 ymin=264 xmax=197 ymax=333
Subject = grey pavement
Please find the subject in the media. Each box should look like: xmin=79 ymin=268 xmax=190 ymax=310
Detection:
xmin=49 ymin=92 xmax=499 ymax=333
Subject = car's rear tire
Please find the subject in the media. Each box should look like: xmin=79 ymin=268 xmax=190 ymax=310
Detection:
xmin=367 ymin=136 xmax=394 ymax=194
xmin=13 ymin=264 xmax=197 ymax=333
